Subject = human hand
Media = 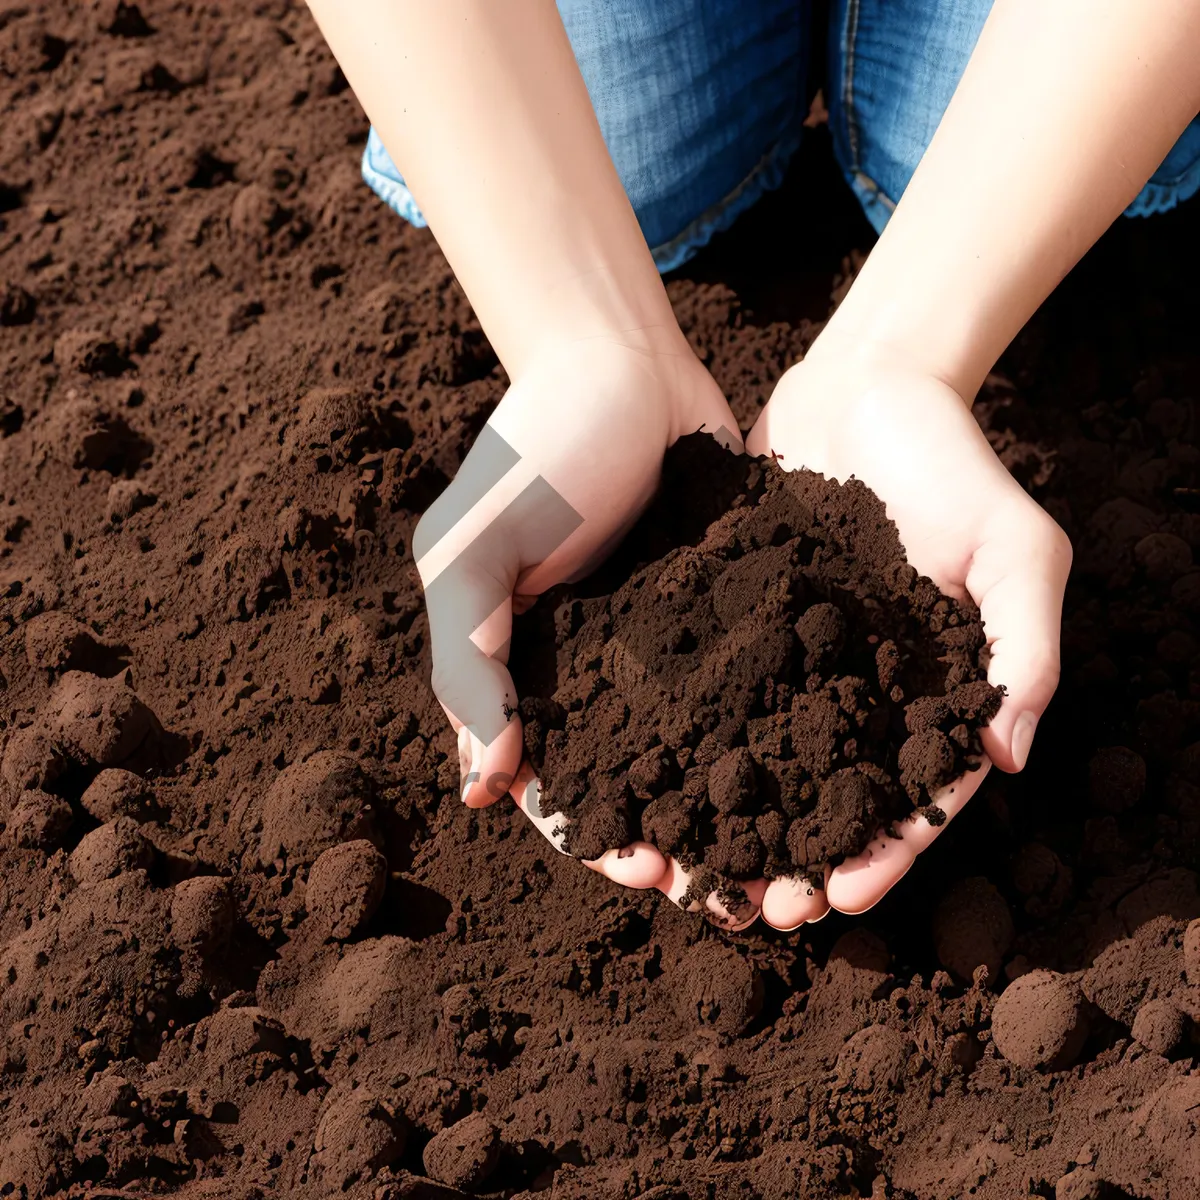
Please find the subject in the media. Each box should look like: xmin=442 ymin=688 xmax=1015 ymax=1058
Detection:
xmin=746 ymin=331 xmax=1071 ymax=925
xmin=414 ymin=330 xmax=758 ymax=916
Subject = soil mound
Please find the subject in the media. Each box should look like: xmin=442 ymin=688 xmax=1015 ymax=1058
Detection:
xmin=1 ymin=3 xmax=1200 ymax=1196
xmin=518 ymin=435 xmax=1000 ymax=890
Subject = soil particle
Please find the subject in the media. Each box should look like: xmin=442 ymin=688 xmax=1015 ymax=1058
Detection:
xmin=48 ymin=670 xmax=160 ymax=768
xmin=1 ymin=723 xmax=66 ymax=791
xmin=7 ymin=788 xmax=73 ymax=849
xmin=834 ymin=1024 xmax=915 ymax=1097
xmin=1130 ymin=997 xmax=1188 ymax=1057
xmin=992 ymin=969 xmax=1089 ymax=1069
xmin=678 ymin=940 xmax=764 ymax=1037
xmin=1184 ymin=918 xmax=1200 ymax=985
xmin=932 ymin=876 xmax=1015 ymax=983
xmin=313 ymin=1091 xmax=406 ymax=1190
xmin=1055 ymin=1168 xmax=1108 ymax=1200
xmin=422 ymin=1111 xmax=501 ymax=1191
xmin=79 ymin=767 xmax=156 ymax=822
xmin=23 ymin=611 xmax=121 ymax=674
xmin=306 ymin=838 xmax=387 ymax=938
xmin=254 ymin=749 xmax=381 ymax=869
xmin=69 ymin=816 xmax=155 ymax=883
xmin=170 ymin=875 xmax=235 ymax=954
xmin=1088 ymin=746 xmax=1147 ymax=813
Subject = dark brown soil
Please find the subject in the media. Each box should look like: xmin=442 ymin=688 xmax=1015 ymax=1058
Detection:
xmin=517 ymin=436 xmax=1000 ymax=886
xmin=2 ymin=3 xmax=1200 ymax=1198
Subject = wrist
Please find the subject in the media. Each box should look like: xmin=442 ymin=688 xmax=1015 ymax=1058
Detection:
xmin=520 ymin=274 xmax=691 ymax=381
xmin=815 ymin=186 xmax=1022 ymax=404
xmin=815 ymin=296 xmax=984 ymax=407
xmin=522 ymin=314 xmax=721 ymax=440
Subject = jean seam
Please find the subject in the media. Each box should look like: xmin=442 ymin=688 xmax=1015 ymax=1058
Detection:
xmin=851 ymin=169 xmax=894 ymax=209
xmin=841 ymin=0 xmax=862 ymax=175
xmin=651 ymin=126 xmax=804 ymax=272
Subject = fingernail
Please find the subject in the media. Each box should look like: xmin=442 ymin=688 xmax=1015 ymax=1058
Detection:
xmin=1011 ymin=710 xmax=1038 ymax=771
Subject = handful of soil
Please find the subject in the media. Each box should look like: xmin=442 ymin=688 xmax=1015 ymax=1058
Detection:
xmin=515 ymin=434 xmax=1001 ymax=896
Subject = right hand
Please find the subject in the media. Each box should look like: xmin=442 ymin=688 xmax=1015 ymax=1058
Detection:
xmin=414 ymin=328 xmax=758 ymax=919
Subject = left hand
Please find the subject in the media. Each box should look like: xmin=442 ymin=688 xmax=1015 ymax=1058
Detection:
xmin=746 ymin=331 xmax=1072 ymax=927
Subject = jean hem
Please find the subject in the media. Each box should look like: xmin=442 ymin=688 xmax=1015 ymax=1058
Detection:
xmin=1124 ymin=162 xmax=1200 ymax=218
xmin=362 ymin=137 xmax=428 ymax=229
xmin=651 ymin=126 xmax=805 ymax=273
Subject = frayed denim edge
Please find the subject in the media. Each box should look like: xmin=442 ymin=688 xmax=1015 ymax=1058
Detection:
xmin=362 ymin=139 xmax=428 ymax=229
xmin=1125 ymin=155 xmax=1200 ymax=218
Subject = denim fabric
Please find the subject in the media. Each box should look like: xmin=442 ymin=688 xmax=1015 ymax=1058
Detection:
xmin=363 ymin=0 xmax=809 ymax=273
xmin=362 ymin=0 xmax=1200 ymax=267
xmin=829 ymin=0 xmax=1200 ymax=234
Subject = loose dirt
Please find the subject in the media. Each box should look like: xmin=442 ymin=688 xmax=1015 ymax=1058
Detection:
xmin=517 ymin=435 xmax=1000 ymax=895
xmin=1 ymin=3 xmax=1199 ymax=1197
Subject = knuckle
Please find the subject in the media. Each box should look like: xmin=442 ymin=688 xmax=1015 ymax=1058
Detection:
xmin=1033 ymin=510 xmax=1073 ymax=567
xmin=1021 ymin=641 xmax=1061 ymax=694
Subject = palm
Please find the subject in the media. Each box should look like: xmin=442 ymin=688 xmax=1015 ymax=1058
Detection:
xmin=747 ymin=351 xmax=1070 ymax=921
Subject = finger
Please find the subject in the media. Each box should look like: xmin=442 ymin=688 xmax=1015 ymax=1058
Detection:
xmin=508 ymin=762 xmax=667 ymax=887
xmin=826 ymin=759 xmax=992 ymax=915
xmin=967 ymin=515 xmax=1072 ymax=773
xmin=744 ymin=411 xmax=771 ymax=459
xmin=656 ymin=858 xmax=766 ymax=932
xmin=584 ymin=844 xmax=670 ymax=889
xmin=761 ymin=867 xmax=833 ymax=931
xmin=507 ymin=760 xmax=570 ymax=853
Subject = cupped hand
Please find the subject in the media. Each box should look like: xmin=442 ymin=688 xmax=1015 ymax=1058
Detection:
xmin=414 ymin=330 xmax=772 ymax=925
xmin=747 ymin=333 xmax=1071 ymax=926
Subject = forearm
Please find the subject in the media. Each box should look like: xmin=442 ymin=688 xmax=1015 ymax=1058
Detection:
xmin=305 ymin=0 xmax=677 ymax=380
xmin=822 ymin=0 xmax=1200 ymax=400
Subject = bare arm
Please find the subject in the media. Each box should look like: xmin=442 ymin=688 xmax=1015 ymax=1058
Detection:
xmin=304 ymin=0 xmax=679 ymax=381
xmin=823 ymin=0 xmax=1200 ymax=400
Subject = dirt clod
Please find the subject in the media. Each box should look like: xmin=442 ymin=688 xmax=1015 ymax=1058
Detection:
xmin=992 ymin=969 xmax=1089 ymax=1070
xmin=306 ymin=838 xmax=387 ymax=939
xmin=423 ymin=1111 xmax=501 ymax=1191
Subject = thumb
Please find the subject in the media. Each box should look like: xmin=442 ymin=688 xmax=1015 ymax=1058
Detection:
xmin=415 ymin=426 xmax=585 ymax=806
xmin=968 ymin=509 xmax=1072 ymax=773
xmin=423 ymin=553 xmax=525 ymax=809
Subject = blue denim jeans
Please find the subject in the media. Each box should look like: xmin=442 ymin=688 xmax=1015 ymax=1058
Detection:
xmin=362 ymin=0 xmax=1200 ymax=273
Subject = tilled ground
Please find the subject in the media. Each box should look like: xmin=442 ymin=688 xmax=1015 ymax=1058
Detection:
xmin=2 ymin=3 xmax=1200 ymax=1198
